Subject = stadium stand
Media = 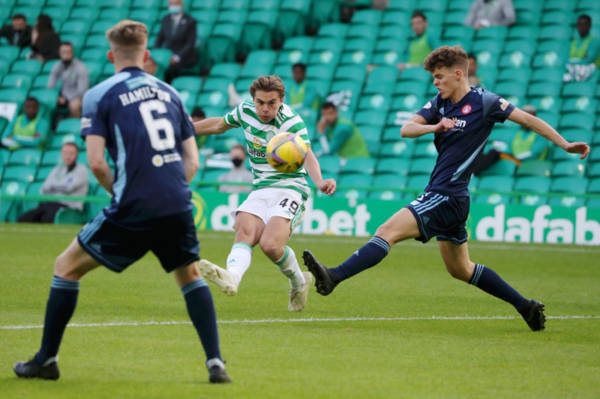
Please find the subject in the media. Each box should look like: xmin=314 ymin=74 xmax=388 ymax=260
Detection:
xmin=0 ymin=0 xmax=599 ymax=221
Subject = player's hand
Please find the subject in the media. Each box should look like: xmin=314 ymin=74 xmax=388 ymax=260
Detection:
xmin=317 ymin=119 xmax=327 ymax=134
xmin=433 ymin=118 xmax=456 ymax=133
xmin=317 ymin=178 xmax=336 ymax=196
xmin=564 ymin=141 xmax=590 ymax=159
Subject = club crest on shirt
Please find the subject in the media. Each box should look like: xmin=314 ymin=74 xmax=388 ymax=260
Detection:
xmin=461 ymin=104 xmax=472 ymax=114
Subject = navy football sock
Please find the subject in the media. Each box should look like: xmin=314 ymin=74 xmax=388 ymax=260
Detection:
xmin=469 ymin=264 xmax=528 ymax=313
xmin=181 ymin=279 xmax=221 ymax=361
xmin=330 ymin=236 xmax=391 ymax=281
xmin=34 ymin=276 xmax=80 ymax=365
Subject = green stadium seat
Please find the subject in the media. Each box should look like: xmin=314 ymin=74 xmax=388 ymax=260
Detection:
xmin=589 ymin=147 xmax=600 ymax=163
xmin=69 ymin=6 xmax=101 ymax=21
xmin=306 ymin=64 xmax=335 ymax=82
xmin=171 ymin=76 xmax=203 ymax=94
xmin=85 ymin=34 xmax=110 ymax=50
xmin=1 ymin=74 xmax=32 ymax=91
xmin=376 ymin=157 xmax=410 ymax=176
xmin=0 ymin=45 xmax=20 ymax=64
xmin=0 ymin=180 xmax=29 ymax=222
xmin=60 ymin=20 xmax=90 ymax=36
xmin=318 ymin=155 xmax=341 ymax=176
xmin=588 ymin=163 xmax=600 ymax=179
xmin=334 ymin=65 xmax=366 ymax=83
xmin=367 ymin=65 xmax=399 ymax=87
xmin=209 ymin=63 xmax=241 ymax=80
xmin=381 ymin=10 xmax=410 ymax=25
xmin=0 ymin=88 xmax=28 ymax=105
xmin=390 ymin=94 xmax=423 ymax=112
xmin=379 ymin=140 xmax=414 ymax=158
xmin=559 ymin=113 xmax=594 ymax=130
xmin=516 ymin=160 xmax=552 ymax=177
xmin=372 ymin=38 xmax=406 ymax=66
xmin=562 ymin=97 xmax=596 ymax=114
xmin=317 ymin=23 xmax=348 ymax=39
xmin=341 ymin=39 xmax=374 ymax=65
xmin=220 ymin=0 xmax=248 ymax=10
xmin=495 ymin=81 xmax=527 ymax=102
xmin=513 ymin=176 xmax=550 ymax=206
xmin=90 ymin=20 xmax=118 ymax=35
xmin=10 ymin=59 xmax=42 ymax=75
xmin=405 ymin=175 xmax=430 ymax=197
xmin=21 ymin=180 xmax=44 ymax=212
xmin=81 ymin=48 xmax=107 ymax=64
xmin=480 ymin=159 xmax=516 ymax=177
xmin=309 ymin=0 xmax=341 ymax=27
xmin=498 ymin=50 xmax=533 ymax=69
xmin=552 ymin=160 xmax=586 ymax=177
xmin=443 ymin=25 xmax=475 ymax=42
xmin=538 ymin=25 xmax=571 ymax=41
xmin=543 ymin=0 xmax=575 ymax=12
xmin=413 ymin=142 xmax=437 ymax=159
xmin=475 ymin=176 xmax=514 ymax=205
xmin=400 ymin=68 xmax=432 ymax=83
xmin=409 ymin=158 xmax=435 ymax=176
xmin=56 ymin=118 xmax=81 ymax=135
xmin=197 ymin=91 xmax=227 ymax=108
xmin=41 ymin=149 xmax=61 ymax=166
xmin=369 ymin=174 xmax=408 ymax=201
xmin=358 ymin=93 xmax=391 ymax=113
xmin=8 ymin=149 xmax=42 ymax=166
xmin=3 ymin=165 xmax=36 ymax=183
xmin=150 ymin=48 xmax=173 ymax=76
xmin=274 ymin=65 xmax=293 ymax=80
xmin=530 ymin=68 xmax=563 ymax=83
xmin=335 ymin=173 xmax=372 ymax=200
xmin=475 ymin=26 xmax=508 ymax=41
xmin=351 ymin=9 xmax=382 ymax=25
xmin=562 ymin=82 xmax=595 ymax=98
xmin=347 ymin=24 xmax=378 ymax=41
xmin=310 ymin=48 xmax=342 ymax=66
xmin=341 ymin=157 xmax=375 ymax=175
xmin=548 ymin=177 xmax=587 ymax=208
xmin=328 ymin=80 xmax=362 ymax=117
xmin=354 ymin=110 xmax=384 ymax=128
xmin=243 ymin=50 xmax=276 ymax=72
xmin=497 ymin=68 xmax=530 ymax=85
xmin=378 ymin=25 xmax=408 ymax=40
xmin=532 ymin=51 xmax=567 ymax=69
xmin=541 ymin=10 xmax=574 ymax=26
xmin=527 ymin=81 xmax=561 ymax=98
xmin=47 ymin=0 xmax=76 ymax=6
xmin=129 ymin=9 xmax=160 ymax=25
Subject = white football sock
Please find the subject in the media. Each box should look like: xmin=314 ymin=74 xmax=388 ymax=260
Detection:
xmin=226 ymin=242 xmax=252 ymax=286
xmin=274 ymin=246 xmax=306 ymax=289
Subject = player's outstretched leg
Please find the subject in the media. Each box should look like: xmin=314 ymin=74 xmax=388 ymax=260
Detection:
xmin=469 ymin=264 xmax=546 ymax=331
xmin=226 ymin=242 xmax=253 ymax=289
xmin=179 ymin=273 xmax=231 ymax=383
xmin=273 ymin=246 xmax=311 ymax=311
xmin=199 ymin=259 xmax=239 ymax=296
xmin=303 ymin=236 xmax=391 ymax=296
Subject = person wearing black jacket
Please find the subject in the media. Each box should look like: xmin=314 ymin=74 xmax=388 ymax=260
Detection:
xmin=154 ymin=0 xmax=197 ymax=82
xmin=29 ymin=14 xmax=60 ymax=63
xmin=0 ymin=14 xmax=32 ymax=48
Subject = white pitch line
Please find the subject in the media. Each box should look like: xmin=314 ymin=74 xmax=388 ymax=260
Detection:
xmin=1 ymin=315 xmax=598 ymax=330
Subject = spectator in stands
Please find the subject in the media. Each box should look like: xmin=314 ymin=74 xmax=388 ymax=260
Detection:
xmin=472 ymin=105 xmax=547 ymax=176
xmin=465 ymin=0 xmax=515 ymax=30
xmin=287 ymin=63 xmax=320 ymax=111
xmin=143 ymin=56 xmax=158 ymax=76
xmin=218 ymin=144 xmax=253 ymax=194
xmin=1 ymin=97 xmax=49 ymax=150
xmin=154 ymin=0 xmax=198 ymax=83
xmin=0 ymin=14 xmax=32 ymax=48
xmin=17 ymin=140 xmax=88 ymax=223
xmin=564 ymin=14 xmax=600 ymax=82
xmin=48 ymin=42 xmax=89 ymax=118
xmin=397 ymin=11 xmax=439 ymax=70
xmin=28 ymin=14 xmax=60 ymax=62
xmin=316 ymin=102 xmax=369 ymax=158
xmin=467 ymin=53 xmax=483 ymax=87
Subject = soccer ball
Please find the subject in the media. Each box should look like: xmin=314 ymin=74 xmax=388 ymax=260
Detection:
xmin=266 ymin=132 xmax=308 ymax=173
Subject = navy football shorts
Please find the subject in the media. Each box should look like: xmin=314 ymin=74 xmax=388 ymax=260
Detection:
xmin=405 ymin=191 xmax=470 ymax=245
xmin=77 ymin=210 xmax=199 ymax=273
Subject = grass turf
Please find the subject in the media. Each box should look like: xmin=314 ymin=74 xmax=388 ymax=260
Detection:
xmin=0 ymin=224 xmax=599 ymax=398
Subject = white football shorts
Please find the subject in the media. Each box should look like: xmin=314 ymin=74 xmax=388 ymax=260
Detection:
xmin=235 ymin=187 xmax=305 ymax=229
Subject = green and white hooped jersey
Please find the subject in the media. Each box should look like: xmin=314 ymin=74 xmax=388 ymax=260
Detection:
xmin=224 ymin=100 xmax=312 ymax=198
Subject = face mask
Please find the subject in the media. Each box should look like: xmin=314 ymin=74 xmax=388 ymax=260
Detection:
xmin=232 ymin=158 xmax=244 ymax=167
xmin=62 ymin=59 xmax=72 ymax=67
xmin=169 ymin=5 xmax=183 ymax=13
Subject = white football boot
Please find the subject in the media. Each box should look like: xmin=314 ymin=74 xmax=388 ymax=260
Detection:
xmin=288 ymin=272 xmax=313 ymax=312
xmin=199 ymin=259 xmax=238 ymax=296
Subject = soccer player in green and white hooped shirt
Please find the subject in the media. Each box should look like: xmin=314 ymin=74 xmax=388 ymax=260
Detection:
xmin=194 ymin=75 xmax=336 ymax=311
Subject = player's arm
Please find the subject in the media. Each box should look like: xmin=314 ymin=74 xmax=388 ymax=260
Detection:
xmin=181 ymin=135 xmax=200 ymax=184
xmin=401 ymin=114 xmax=455 ymax=138
xmin=508 ymin=107 xmax=590 ymax=159
xmin=86 ymin=135 xmax=114 ymax=195
xmin=193 ymin=117 xmax=232 ymax=136
xmin=304 ymin=148 xmax=336 ymax=195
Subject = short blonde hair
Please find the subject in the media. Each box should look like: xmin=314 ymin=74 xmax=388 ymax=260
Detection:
xmin=249 ymin=75 xmax=285 ymax=99
xmin=106 ymin=20 xmax=148 ymax=55
xmin=424 ymin=45 xmax=468 ymax=73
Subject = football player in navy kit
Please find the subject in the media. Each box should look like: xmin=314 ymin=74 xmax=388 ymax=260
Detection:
xmin=14 ymin=20 xmax=231 ymax=383
xmin=303 ymin=45 xmax=590 ymax=331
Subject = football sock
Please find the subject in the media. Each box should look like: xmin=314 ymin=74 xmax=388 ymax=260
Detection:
xmin=469 ymin=264 xmax=528 ymax=313
xmin=182 ymin=278 xmax=221 ymax=361
xmin=274 ymin=246 xmax=306 ymax=289
xmin=226 ymin=242 xmax=252 ymax=286
xmin=330 ymin=236 xmax=391 ymax=282
xmin=34 ymin=275 xmax=80 ymax=365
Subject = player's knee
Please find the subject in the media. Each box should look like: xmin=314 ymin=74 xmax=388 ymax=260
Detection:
xmin=258 ymin=238 xmax=281 ymax=260
xmin=54 ymin=253 xmax=80 ymax=280
xmin=445 ymin=263 xmax=471 ymax=282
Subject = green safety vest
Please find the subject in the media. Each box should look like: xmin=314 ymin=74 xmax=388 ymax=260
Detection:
xmin=13 ymin=114 xmax=39 ymax=138
xmin=408 ymin=34 xmax=432 ymax=64
xmin=289 ymin=81 xmax=306 ymax=106
xmin=327 ymin=117 xmax=369 ymax=158
xmin=570 ymin=35 xmax=600 ymax=67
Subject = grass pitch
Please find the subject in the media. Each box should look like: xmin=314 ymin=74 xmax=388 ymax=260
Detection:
xmin=0 ymin=224 xmax=599 ymax=398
